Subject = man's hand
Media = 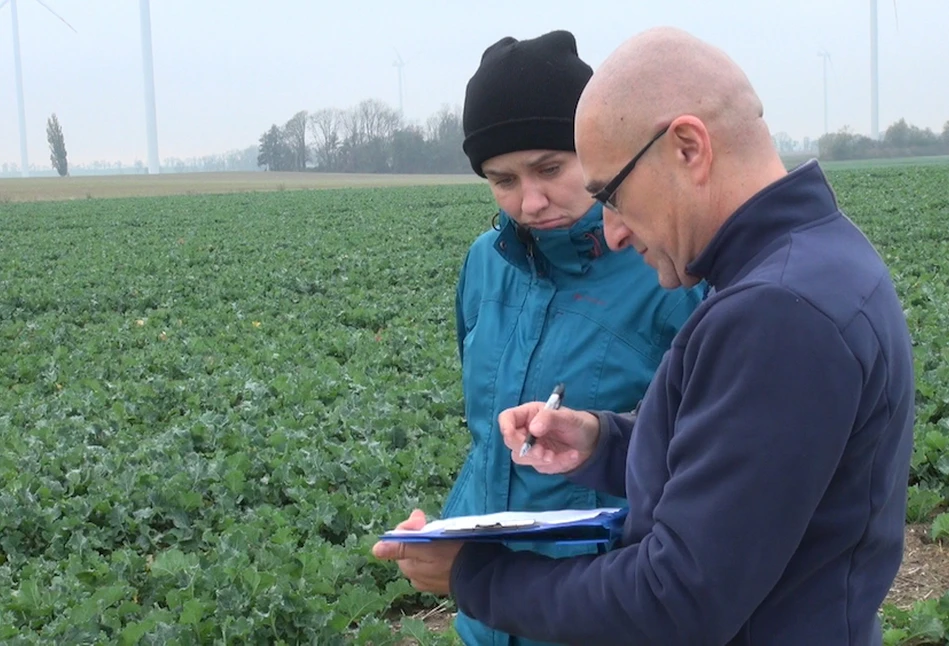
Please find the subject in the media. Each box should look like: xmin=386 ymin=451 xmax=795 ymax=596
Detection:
xmin=371 ymin=510 xmax=462 ymax=596
xmin=498 ymin=403 xmax=600 ymax=474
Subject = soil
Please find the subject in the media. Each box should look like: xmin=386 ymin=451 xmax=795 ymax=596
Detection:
xmin=391 ymin=600 xmax=457 ymax=645
xmin=885 ymin=523 xmax=949 ymax=610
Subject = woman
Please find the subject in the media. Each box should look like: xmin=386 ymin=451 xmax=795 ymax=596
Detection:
xmin=381 ymin=30 xmax=704 ymax=646
xmin=441 ymin=30 xmax=704 ymax=646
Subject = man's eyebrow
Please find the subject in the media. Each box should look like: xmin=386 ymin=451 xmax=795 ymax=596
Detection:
xmin=585 ymin=181 xmax=605 ymax=194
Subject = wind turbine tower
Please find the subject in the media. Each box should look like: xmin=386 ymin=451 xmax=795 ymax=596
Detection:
xmin=393 ymin=49 xmax=405 ymax=116
xmin=139 ymin=0 xmax=160 ymax=174
xmin=8 ymin=0 xmax=29 ymax=177
xmin=1 ymin=0 xmax=76 ymax=178
xmin=818 ymin=50 xmax=831 ymax=135
xmin=870 ymin=0 xmax=879 ymax=140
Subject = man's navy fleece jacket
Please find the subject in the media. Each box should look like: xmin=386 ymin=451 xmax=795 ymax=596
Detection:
xmin=449 ymin=160 xmax=916 ymax=646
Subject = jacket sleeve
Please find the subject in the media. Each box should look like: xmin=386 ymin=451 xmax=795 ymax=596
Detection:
xmin=564 ymin=409 xmax=638 ymax=499
xmin=449 ymin=285 xmax=863 ymax=646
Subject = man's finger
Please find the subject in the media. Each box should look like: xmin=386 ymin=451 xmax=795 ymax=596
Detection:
xmin=511 ymin=447 xmax=552 ymax=470
xmin=527 ymin=407 xmax=564 ymax=438
xmin=372 ymin=540 xmax=401 ymax=560
xmin=373 ymin=510 xmax=428 ymax=561
xmin=499 ymin=403 xmax=542 ymax=434
xmin=409 ymin=578 xmax=432 ymax=594
xmin=498 ymin=408 xmax=525 ymax=442
xmin=374 ymin=539 xmax=434 ymax=562
xmin=393 ymin=509 xmax=428 ymax=531
xmin=501 ymin=425 xmax=528 ymax=452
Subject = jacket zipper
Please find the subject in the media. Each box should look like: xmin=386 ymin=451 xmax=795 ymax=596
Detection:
xmin=525 ymin=240 xmax=537 ymax=279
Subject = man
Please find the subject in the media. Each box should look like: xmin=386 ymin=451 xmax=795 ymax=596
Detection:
xmin=398 ymin=30 xmax=700 ymax=646
xmin=373 ymin=26 xmax=915 ymax=645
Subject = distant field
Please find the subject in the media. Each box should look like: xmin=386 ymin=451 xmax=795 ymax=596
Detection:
xmin=0 ymin=171 xmax=485 ymax=203
xmin=3 ymin=156 xmax=949 ymax=204
xmin=819 ymin=155 xmax=949 ymax=170
xmin=779 ymin=154 xmax=949 ymax=171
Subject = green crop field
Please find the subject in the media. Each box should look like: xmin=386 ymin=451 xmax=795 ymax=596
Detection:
xmin=1 ymin=164 xmax=948 ymax=645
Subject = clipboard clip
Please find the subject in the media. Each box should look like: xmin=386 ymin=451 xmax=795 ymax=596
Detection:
xmin=440 ymin=520 xmax=540 ymax=534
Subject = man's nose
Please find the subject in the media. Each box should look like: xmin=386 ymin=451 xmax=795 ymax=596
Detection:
xmin=602 ymin=209 xmax=631 ymax=251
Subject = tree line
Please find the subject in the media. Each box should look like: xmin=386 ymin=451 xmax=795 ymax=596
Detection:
xmin=21 ymin=107 xmax=949 ymax=178
xmin=256 ymin=99 xmax=471 ymax=174
xmin=818 ymin=118 xmax=949 ymax=161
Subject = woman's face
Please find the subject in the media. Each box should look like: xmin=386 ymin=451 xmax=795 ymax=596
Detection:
xmin=481 ymin=150 xmax=596 ymax=230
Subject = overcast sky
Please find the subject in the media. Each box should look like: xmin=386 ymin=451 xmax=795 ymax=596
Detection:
xmin=1 ymin=0 xmax=945 ymax=168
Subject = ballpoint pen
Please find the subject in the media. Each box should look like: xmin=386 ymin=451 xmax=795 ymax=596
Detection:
xmin=519 ymin=383 xmax=565 ymax=458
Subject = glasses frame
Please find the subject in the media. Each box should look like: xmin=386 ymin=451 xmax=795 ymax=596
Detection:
xmin=592 ymin=124 xmax=670 ymax=211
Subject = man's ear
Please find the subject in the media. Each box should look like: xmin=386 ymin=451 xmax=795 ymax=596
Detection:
xmin=669 ymin=115 xmax=712 ymax=184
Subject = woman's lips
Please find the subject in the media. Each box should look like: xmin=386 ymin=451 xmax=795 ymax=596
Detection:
xmin=529 ymin=217 xmax=571 ymax=230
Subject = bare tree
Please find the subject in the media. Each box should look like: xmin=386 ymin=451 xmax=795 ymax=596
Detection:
xmin=283 ymin=111 xmax=308 ymax=171
xmin=355 ymin=98 xmax=402 ymax=141
xmin=307 ymin=108 xmax=342 ymax=170
xmin=425 ymin=104 xmax=462 ymax=142
xmin=425 ymin=104 xmax=467 ymax=173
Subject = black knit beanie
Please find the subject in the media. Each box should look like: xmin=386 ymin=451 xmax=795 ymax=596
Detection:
xmin=462 ymin=30 xmax=593 ymax=177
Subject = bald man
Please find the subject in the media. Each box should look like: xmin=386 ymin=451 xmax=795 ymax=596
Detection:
xmin=374 ymin=27 xmax=914 ymax=645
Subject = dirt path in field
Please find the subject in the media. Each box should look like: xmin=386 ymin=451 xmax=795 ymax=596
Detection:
xmin=886 ymin=523 xmax=949 ymax=609
xmin=394 ymin=525 xmax=949 ymax=644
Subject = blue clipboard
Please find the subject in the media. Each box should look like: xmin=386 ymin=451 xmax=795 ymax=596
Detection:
xmin=378 ymin=507 xmax=628 ymax=545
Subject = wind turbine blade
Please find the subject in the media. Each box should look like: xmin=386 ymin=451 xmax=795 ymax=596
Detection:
xmin=0 ymin=0 xmax=10 ymax=11
xmin=893 ymin=0 xmax=899 ymax=31
xmin=31 ymin=0 xmax=77 ymax=33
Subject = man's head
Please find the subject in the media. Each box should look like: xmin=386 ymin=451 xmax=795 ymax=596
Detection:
xmin=462 ymin=30 xmax=596 ymax=230
xmin=575 ymin=27 xmax=788 ymax=288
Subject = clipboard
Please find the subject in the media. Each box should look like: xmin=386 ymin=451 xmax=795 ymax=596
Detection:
xmin=378 ymin=507 xmax=628 ymax=545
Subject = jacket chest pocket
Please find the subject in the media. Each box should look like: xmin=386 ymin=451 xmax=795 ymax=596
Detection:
xmin=459 ymin=302 xmax=519 ymax=449
xmin=527 ymin=309 xmax=659 ymax=417
xmin=591 ymin=335 xmax=663 ymax=412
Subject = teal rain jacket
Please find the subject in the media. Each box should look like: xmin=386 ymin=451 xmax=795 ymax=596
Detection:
xmin=444 ymin=203 xmax=704 ymax=646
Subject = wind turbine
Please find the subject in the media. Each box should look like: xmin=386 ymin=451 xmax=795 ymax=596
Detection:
xmin=139 ymin=0 xmax=160 ymax=174
xmin=870 ymin=0 xmax=900 ymax=140
xmin=817 ymin=49 xmax=832 ymax=135
xmin=392 ymin=48 xmax=405 ymax=116
xmin=0 ymin=0 xmax=76 ymax=178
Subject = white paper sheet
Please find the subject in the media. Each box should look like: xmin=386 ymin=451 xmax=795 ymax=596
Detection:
xmin=385 ymin=507 xmax=623 ymax=536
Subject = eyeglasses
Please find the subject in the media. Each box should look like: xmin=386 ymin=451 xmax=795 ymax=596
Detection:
xmin=592 ymin=125 xmax=670 ymax=211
